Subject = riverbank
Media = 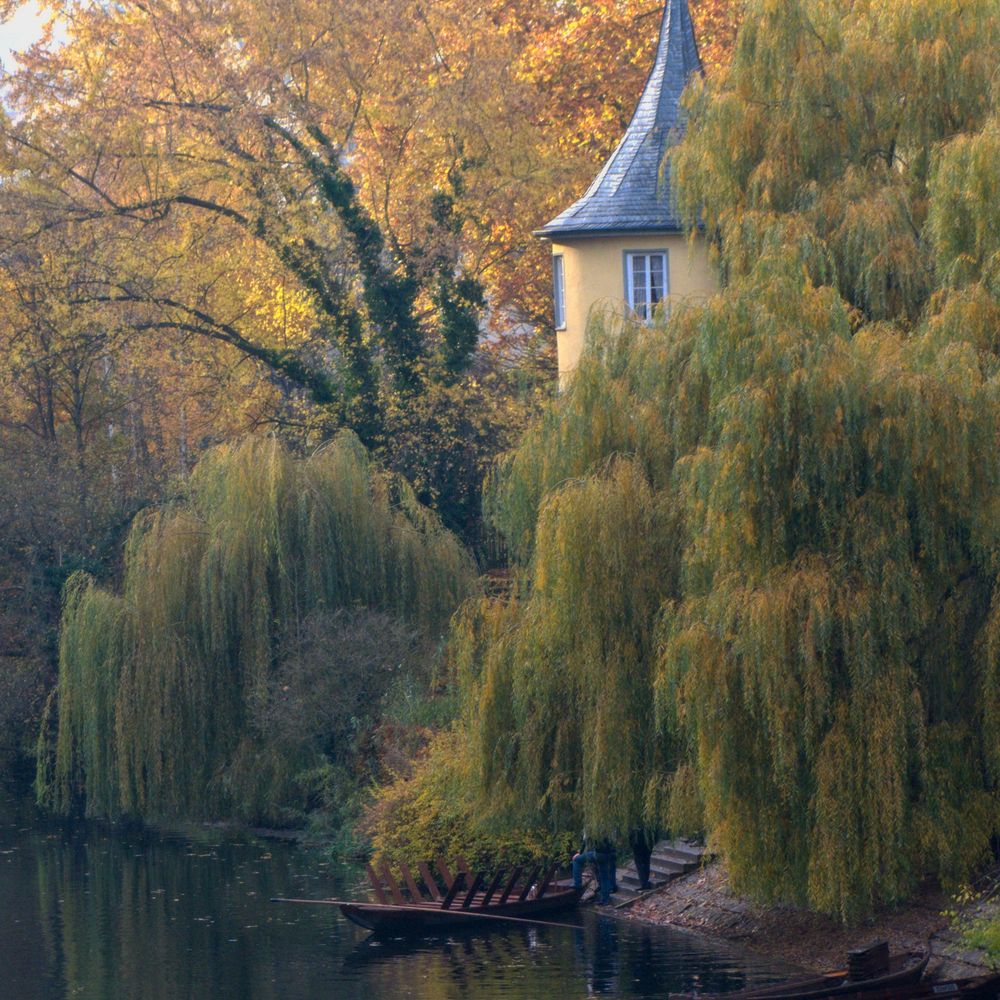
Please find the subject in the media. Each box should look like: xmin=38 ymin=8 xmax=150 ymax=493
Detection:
xmin=620 ymin=862 xmax=998 ymax=981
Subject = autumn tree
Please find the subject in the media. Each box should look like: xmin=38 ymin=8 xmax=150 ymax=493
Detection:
xmin=0 ymin=0 xmax=537 ymax=555
xmin=2 ymin=0 xmax=485 ymax=435
xmin=442 ymin=0 xmax=1000 ymax=920
xmin=478 ymin=0 xmax=741 ymax=330
xmin=0 ymin=0 xmax=741 ymax=551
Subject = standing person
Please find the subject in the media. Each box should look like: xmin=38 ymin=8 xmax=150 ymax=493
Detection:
xmin=572 ymin=834 xmax=598 ymax=893
xmin=629 ymin=828 xmax=656 ymax=891
xmin=594 ymin=838 xmax=617 ymax=904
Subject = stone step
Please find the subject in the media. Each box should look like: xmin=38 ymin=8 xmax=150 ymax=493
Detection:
xmin=618 ymin=858 xmax=691 ymax=879
xmin=651 ymin=857 xmax=697 ymax=875
xmin=610 ymin=838 xmax=707 ymax=901
xmin=618 ymin=871 xmax=668 ymax=889
xmin=610 ymin=886 xmax=640 ymax=902
xmin=651 ymin=856 xmax=702 ymax=871
xmin=653 ymin=840 xmax=707 ymax=866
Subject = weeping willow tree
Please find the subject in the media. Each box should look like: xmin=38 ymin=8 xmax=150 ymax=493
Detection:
xmin=457 ymin=458 xmax=682 ymax=836
xmin=38 ymin=433 xmax=475 ymax=823
xmin=456 ymin=0 xmax=1000 ymax=919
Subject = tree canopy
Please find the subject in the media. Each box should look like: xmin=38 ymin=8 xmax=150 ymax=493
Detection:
xmin=0 ymin=1 xmax=742 ymax=789
xmin=0 ymin=0 xmax=738 ymax=560
xmin=0 ymin=0 xmax=739 ymax=422
xmin=37 ymin=433 xmax=475 ymax=823
xmin=453 ymin=0 xmax=1000 ymax=919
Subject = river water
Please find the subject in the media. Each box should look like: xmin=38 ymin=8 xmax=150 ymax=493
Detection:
xmin=0 ymin=797 xmax=795 ymax=1000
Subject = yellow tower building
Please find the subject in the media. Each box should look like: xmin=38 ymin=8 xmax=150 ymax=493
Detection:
xmin=536 ymin=0 xmax=717 ymax=381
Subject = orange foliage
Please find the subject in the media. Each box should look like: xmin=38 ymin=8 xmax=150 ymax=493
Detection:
xmin=443 ymin=0 xmax=743 ymax=334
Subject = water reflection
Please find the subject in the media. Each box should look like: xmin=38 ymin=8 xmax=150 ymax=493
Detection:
xmin=0 ymin=797 xmax=795 ymax=1000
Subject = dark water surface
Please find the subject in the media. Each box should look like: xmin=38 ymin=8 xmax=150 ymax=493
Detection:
xmin=0 ymin=797 xmax=795 ymax=1000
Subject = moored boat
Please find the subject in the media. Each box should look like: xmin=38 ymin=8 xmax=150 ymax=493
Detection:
xmin=337 ymin=857 xmax=582 ymax=934
xmin=670 ymin=945 xmax=929 ymax=1000
xmin=825 ymin=972 xmax=1000 ymax=1000
xmin=338 ymin=885 xmax=582 ymax=932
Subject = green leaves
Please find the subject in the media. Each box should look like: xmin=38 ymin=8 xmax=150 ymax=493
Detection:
xmin=928 ymin=120 xmax=1000 ymax=291
xmin=674 ymin=0 xmax=1000 ymax=325
xmin=39 ymin=433 xmax=476 ymax=823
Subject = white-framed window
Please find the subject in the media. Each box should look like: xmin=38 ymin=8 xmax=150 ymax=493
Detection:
xmin=625 ymin=251 xmax=668 ymax=321
xmin=553 ymin=254 xmax=566 ymax=330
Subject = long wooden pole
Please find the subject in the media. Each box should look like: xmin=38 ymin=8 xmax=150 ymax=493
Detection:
xmin=270 ymin=897 xmax=583 ymax=931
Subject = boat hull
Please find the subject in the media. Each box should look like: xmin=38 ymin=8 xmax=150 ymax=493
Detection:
xmin=828 ymin=973 xmax=1000 ymax=1000
xmin=672 ymin=951 xmax=930 ymax=1000
xmin=339 ymin=886 xmax=582 ymax=934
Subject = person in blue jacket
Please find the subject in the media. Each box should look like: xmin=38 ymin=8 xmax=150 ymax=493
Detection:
xmin=572 ymin=835 xmax=617 ymax=904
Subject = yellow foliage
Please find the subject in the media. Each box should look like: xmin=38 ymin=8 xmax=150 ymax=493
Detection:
xmin=364 ymin=728 xmax=572 ymax=872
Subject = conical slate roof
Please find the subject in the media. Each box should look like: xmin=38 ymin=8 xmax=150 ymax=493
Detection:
xmin=536 ymin=0 xmax=702 ymax=239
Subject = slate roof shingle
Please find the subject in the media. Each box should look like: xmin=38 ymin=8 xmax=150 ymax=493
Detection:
xmin=535 ymin=0 xmax=703 ymax=240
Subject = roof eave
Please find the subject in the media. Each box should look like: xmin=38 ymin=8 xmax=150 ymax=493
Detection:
xmin=533 ymin=222 xmax=690 ymax=240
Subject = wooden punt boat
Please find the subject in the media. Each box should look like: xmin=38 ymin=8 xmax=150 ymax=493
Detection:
xmin=671 ymin=945 xmax=930 ymax=1000
xmin=337 ymin=856 xmax=582 ymax=934
xmin=823 ymin=972 xmax=1000 ymax=1000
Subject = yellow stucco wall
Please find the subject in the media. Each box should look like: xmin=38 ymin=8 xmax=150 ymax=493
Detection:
xmin=550 ymin=233 xmax=717 ymax=381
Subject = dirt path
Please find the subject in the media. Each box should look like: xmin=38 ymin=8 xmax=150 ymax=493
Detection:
xmin=619 ymin=862 xmax=995 ymax=980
